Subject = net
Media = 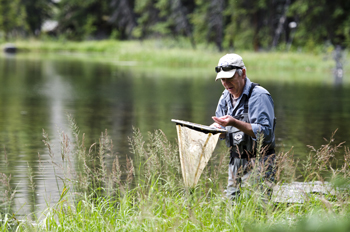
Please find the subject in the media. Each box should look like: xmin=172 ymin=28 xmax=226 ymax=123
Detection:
xmin=172 ymin=119 xmax=226 ymax=188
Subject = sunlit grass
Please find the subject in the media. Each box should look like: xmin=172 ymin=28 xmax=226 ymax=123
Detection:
xmin=1 ymin=39 xmax=348 ymax=84
xmin=1 ymin=119 xmax=350 ymax=231
xmin=7 ymin=39 xmax=333 ymax=68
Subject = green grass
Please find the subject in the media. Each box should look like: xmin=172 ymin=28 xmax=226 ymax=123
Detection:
xmin=7 ymin=39 xmax=334 ymax=68
xmin=1 ymin=118 xmax=350 ymax=231
xmin=1 ymin=39 xmax=343 ymax=76
xmin=1 ymin=39 xmax=347 ymax=85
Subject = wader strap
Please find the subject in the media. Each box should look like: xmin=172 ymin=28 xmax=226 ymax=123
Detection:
xmin=229 ymin=82 xmax=262 ymax=160
xmin=231 ymin=82 xmax=259 ymax=116
xmin=243 ymin=83 xmax=259 ymax=114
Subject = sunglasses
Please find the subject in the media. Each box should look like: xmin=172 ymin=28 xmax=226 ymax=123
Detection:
xmin=215 ymin=65 xmax=242 ymax=73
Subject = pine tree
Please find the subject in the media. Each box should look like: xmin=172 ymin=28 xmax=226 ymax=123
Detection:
xmin=191 ymin=0 xmax=224 ymax=51
xmin=109 ymin=0 xmax=137 ymax=39
xmin=133 ymin=0 xmax=159 ymax=39
xmin=56 ymin=0 xmax=111 ymax=40
xmin=154 ymin=0 xmax=196 ymax=48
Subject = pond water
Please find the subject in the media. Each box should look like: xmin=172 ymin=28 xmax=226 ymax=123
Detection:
xmin=1 ymin=53 xmax=350 ymax=217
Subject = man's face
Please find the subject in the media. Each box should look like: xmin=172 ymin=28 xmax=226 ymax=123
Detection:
xmin=220 ymin=70 xmax=246 ymax=98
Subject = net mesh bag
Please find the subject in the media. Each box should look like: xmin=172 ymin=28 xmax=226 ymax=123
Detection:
xmin=175 ymin=125 xmax=220 ymax=188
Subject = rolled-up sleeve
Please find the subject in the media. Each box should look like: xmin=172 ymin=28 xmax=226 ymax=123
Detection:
xmin=249 ymin=92 xmax=275 ymax=144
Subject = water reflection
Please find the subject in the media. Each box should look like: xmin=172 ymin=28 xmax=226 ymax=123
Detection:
xmin=0 ymin=54 xmax=350 ymax=217
xmin=333 ymin=45 xmax=344 ymax=86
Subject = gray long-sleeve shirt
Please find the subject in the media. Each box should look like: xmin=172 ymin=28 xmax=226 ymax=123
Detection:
xmin=215 ymin=77 xmax=275 ymax=149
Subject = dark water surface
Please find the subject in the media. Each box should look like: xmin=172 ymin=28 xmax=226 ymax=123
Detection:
xmin=1 ymin=54 xmax=350 ymax=216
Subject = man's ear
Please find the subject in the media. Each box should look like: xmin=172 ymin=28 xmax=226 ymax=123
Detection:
xmin=242 ymin=68 xmax=246 ymax=78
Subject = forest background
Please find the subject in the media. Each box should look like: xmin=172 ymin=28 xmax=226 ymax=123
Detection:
xmin=0 ymin=0 xmax=349 ymax=52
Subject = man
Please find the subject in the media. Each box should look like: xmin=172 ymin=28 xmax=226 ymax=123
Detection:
xmin=211 ymin=53 xmax=276 ymax=200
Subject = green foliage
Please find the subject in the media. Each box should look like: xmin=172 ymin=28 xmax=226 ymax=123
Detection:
xmin=0 ymin=0 xmax=28 ymax=39
xmin=190 ymin=0 xmax=210 ymax=44
xmin=109 ymin=29 xmax=120 ymax=40
xmin=109 ymin=0 xmax=136 ymax=39
xmin=133 ymin=0 xmax=159 ymax=39
xmin=1 ymin=0 xmax=350 ymax=50
xmin=154 ymin=0 xmax=195 ymax=47
xmin=0 ymin=0 xmax=54 ymax=39
xmin=82 ymin=16 xmax=97 ymax=39
xmin=289 ymin=0 xmax=350 ymax=48
xmin=23 ymin=0 xmax=54 ymax=35
xmin=55 ymin=0 xmax=111 ymax=40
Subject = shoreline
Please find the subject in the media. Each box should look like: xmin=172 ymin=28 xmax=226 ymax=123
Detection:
xmin=1 ymin=39 xmax=345 ymax=85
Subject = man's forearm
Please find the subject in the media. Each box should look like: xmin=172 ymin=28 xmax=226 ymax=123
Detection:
xmin=230 ymin=118 xmax=256 ymax=138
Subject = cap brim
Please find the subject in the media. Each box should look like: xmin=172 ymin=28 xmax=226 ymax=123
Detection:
xmin=215 ymin=69 xmax=237 ymax=81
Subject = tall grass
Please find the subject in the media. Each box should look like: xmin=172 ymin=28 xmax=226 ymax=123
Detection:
xmin=0 ymin=148 xmax=16 ymax=216
xmin=1 ymin=117 xmax=350 ymax=231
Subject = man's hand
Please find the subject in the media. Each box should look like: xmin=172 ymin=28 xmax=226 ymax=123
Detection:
xmin=210 ymin=122 xmax=226 ymax=139
xmin=212 ymin=115 xmax=256 ymax=138
xmin=212 ymin=115 xmax=235 ymax=127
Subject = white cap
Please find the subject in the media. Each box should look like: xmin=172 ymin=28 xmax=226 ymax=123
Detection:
xmin=215 ymin=54 xmax=245 ymax=81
